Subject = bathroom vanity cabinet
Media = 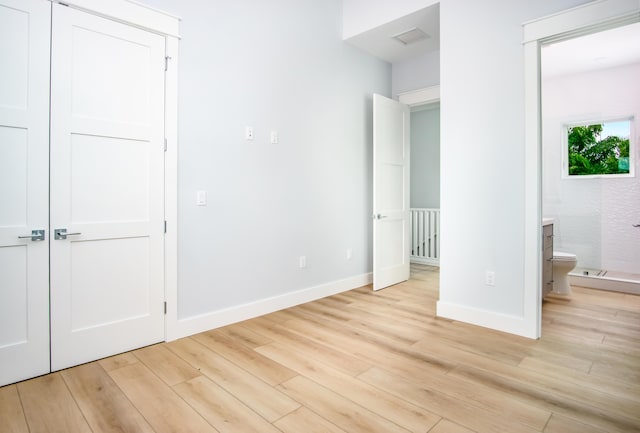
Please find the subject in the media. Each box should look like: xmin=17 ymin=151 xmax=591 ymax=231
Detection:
xmin=542 ymin=222 xmax=554 ymax=297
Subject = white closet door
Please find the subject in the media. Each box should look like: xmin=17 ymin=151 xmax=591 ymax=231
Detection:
xmin=50 ymin=4 xmax=166 ymax=370
xmin=0 ymin=0 xmax=50 ymax=387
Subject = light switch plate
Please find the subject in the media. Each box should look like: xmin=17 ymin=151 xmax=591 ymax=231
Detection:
xmin=196 ymin=190 xmax=207 ymax=206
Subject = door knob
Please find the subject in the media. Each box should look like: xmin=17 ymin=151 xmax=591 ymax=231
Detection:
xmin=18 ymin=229 xmax=45 ymax=241
xmin=54 ymin=228 xmax=82 ymax=240
xmin=372 ymin=214 xmax=387 ymax=220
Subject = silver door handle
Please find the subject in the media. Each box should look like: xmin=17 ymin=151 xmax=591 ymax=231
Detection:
xmin=18 ymin=229 xmax=45 ymax=241
xmin=54 ymin=228 xmax=82 ymax=240
xmin=633 ymin=224 xmax=640 ymax=228
xmin=372 ymin=214 xmax=388 ymax=220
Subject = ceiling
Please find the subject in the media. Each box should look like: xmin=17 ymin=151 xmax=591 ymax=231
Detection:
xmin=344 ymin=3 xmax=440 ymax=64
xmin=345 ymin=6 xmax=640 ymax=75
xmin=542 ymin=21 xmax=640 ymax=77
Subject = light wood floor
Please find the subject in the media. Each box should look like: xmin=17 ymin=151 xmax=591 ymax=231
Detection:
xmin=2 ymin=264 xmax=639 ymax=433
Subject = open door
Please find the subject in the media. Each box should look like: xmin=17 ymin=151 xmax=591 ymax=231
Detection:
xmin=373 ymin=94 xmax=410 ymax=290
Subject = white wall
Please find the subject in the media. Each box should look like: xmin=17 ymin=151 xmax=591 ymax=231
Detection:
xmin=542 ymin=63 xmax=640 ymax=274
xmin=437 ymin=0 xmax=591 ymax=335
xmin=392 ymin=50 xmax=440 ymax=97
xmin=138 ymin=0 xmax=390 ymax=331
xmin=342 ymin=0 xmax=438 ymax=39
xmin=410 ymin=106 xmax=440 ymax=208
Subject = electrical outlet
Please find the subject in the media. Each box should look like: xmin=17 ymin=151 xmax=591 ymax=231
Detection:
xmin=299 ymin=256 xmax=307 ymax=269
xmin=485 ymin=271 xmax=495 ymax=286
xmin=346 ymin=248 xmax=352 ymax=260
xmin=270 ymin=130 xmax=279 ymax=144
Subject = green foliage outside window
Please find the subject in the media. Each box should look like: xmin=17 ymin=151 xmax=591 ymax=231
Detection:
xmin=567 ymin=122 xmax=630 ymax=176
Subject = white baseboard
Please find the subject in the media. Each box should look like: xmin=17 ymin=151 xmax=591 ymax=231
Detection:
xmin=410 ymin=257 xmax=440 ymax=266
xmin=168 ymin=272 xmax=373 ymax=341
xmin=436 ymin=300 xmax=538 ymax=339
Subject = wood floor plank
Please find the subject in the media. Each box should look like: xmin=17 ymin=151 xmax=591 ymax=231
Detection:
xmin=98 ymin=352 xmax=139 ymax=372
xmin=0 ymin=385 xmax=29 ymax=433
xmin=358 ymin=366 xmax=540 ymax=433
xmin=17 ymin=373 xmax=92 ymax=433
xmin=173 ymin=375 xmax=282 ymax=433
xmin=518 ymin=354 xmax=592 ymax=374
xmin=415 ymin=334 xmax=640 ymax=411
xmin=450 ymin=364 xmax=639 ymax=433
xmin=543 ymin=414 xmax=609 ymax=433
xmin=274 ymin=406 xmax=349 ymax=433
xmin=429 ymin=419 xmax=477 ymax=433
xmin=281 ymin=315 xmax=454 ymax=374
xmin=133 ymin=343 xmax=202 ymax=386
xmin=60 ymin=362 xmax=155 ymax=433
xmin=359 ymin=354 xmax=551 ymax=431
xmin=277 ymin=375 xmax=414 ymax=433
xmin=167 ymin=336 xmax=300 ymax=422
xmin=239 ymin=319 xmax=373 ymax=376
xmin=256 ymin=342 xmax=441 ymax=433
xmin=107 ymin=362 xmax=218 ymax=433
xmin=192 ymin=330 xmax=297 ymax=386
xmin=215 ymin=323 xmax=273 ymax=349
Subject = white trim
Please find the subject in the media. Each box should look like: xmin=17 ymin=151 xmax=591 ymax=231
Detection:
xmin=397 ymin=85 xmax=440 ymax=107
xmin=410 ymin=258 xmax=439 ymax=266
xmin=164 ymin=36 xmax=179 ymax=342
xmin=523 ymin=0 xmax=640 ymax=43
xmin=168 ymin=273 xmax=373 ymax=341
xmin=523 ymin=0 xmax=640 ymax=339
xmin=52 ymin=0 xmax=181 ymax=38
xmin=436 ymin=301 xmax=538 ymax=339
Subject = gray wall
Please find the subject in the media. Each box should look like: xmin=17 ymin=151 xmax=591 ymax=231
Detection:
xmin=141 ymin=0 xmax=390 ymax=319
xmin=439 ymin=0 xmax=591 ymax=318
xmin=392 ymin=50 xmax=440 ymax=97
xmin=410 ymin=106 xmax=440 ymax=209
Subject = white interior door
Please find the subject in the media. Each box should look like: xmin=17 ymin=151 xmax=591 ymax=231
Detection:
xmin=373 ymin=94 xmax=410 ymax=290
xmin=50 ymin=4 xmax=166 ymax=370
xmin=0 ymin=0 xmax=50 ymax=386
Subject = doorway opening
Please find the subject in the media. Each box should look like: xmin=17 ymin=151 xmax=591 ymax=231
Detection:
xmin=540 ymin=23 xmax=640 ymax=295
xmin=523 ymin=0 xmax=640 ymax=338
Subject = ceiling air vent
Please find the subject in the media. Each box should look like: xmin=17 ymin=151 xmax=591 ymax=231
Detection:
xmin=391 ymin=27 xmax=430 ymax=46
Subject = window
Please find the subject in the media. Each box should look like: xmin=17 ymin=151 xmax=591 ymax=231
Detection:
xmin=564 ymin=118 xmax=633 ymax=177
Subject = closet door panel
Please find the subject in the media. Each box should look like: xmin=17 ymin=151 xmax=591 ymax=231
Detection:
xmin=50 ymin=3 xmax=166 ymax=371
xmin=0 ymin=0 xmax=51 ymax=387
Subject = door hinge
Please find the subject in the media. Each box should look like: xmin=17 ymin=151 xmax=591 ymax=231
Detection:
xmin=164 ymin=56 xmax=171 ymax=72
xmin=164 ymin=301 xmax=167 ymax=315
xmin=164 ymin=138 xmax=167 ymax=152
xmin=164 ymin=220 xmax=167 ymax=233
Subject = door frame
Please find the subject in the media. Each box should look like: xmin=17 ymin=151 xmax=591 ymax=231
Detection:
xmin=523 ymin=0 xmax=640 ymax=338
xmin=397 ymin=85 xmax=440 ymax=108
xmin=55 ymin=0 xmax=180 ymax=341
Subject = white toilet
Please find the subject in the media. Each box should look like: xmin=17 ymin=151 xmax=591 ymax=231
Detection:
xmin=552 ymin=251 xmax=577 ymax=295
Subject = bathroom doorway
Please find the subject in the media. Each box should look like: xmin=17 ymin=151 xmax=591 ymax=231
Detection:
xmin=540 ymin=23 xmax=640 ymax=295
